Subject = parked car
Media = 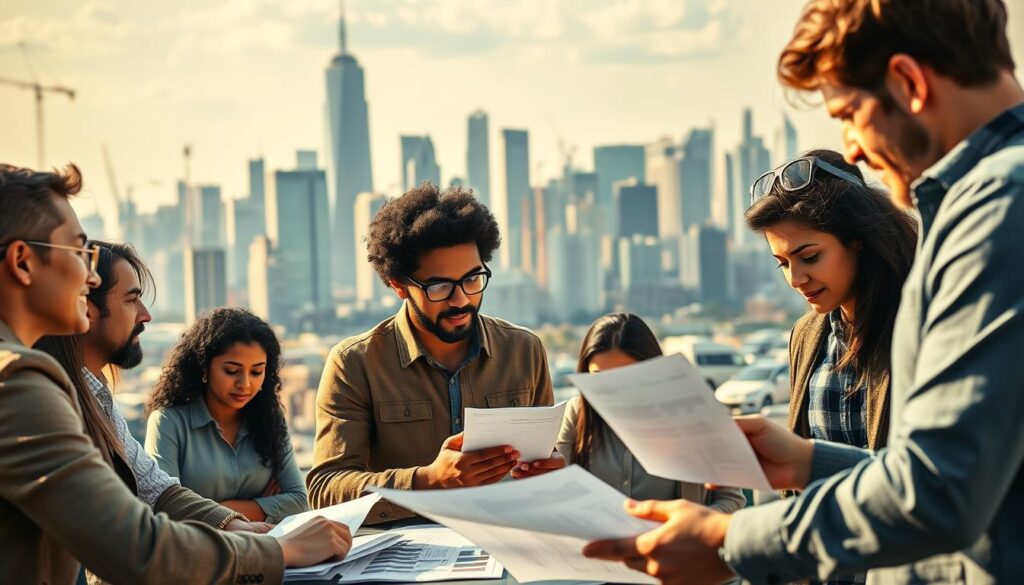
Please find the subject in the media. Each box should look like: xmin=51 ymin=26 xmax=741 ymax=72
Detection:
xmin=662 ymin=336 xmax=746 ymax=389
xmin=714 ymin=361 xmax=790 ymax=414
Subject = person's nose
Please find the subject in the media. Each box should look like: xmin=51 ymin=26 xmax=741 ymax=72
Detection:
xmin=842 ymin=124 xmax=866 ymax=166
xmin=448 ymin=284 xmax=470 ymax=307
xmin=787 ymin=264 xmax=810 ymax=289
xmin=85 ymin=270 xmax=101 ymax=289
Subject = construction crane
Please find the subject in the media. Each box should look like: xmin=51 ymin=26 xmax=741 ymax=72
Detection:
xmin=0 ymin=43 xmax=76 ymax=168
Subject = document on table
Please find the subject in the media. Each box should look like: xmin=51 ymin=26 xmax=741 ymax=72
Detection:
xmin=371 ymin=465 xmax=659 ymax=584
xmin=283 ymin=533 xmax=403 ymax=582
xmin=568 ymin=354 xmax=772 ymax=491
xmin=268 ymin=493 xmax=382 ymax=537
xmin=462 ymin=401 xmax=568 ymax=462
xmin=291 ymin=526 xmax=504 ymax=583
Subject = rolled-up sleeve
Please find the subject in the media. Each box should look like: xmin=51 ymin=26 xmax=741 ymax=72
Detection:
xmin=723 ymin=178 xmax=1024 ymax=583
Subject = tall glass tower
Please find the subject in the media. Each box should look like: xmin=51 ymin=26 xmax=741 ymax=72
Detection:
xmin=326 ymin=0 xmax=373 ymax=292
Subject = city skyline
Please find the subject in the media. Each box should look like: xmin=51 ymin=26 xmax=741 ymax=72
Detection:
xmin=9 ymin=0 xmax=1023 ymax=228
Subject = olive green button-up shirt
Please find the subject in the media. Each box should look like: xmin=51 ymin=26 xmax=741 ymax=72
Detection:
xmin=145 ymin=398 xmax=309 ymax=523
xmin=306 ymin=303 xmax=554 ymax=524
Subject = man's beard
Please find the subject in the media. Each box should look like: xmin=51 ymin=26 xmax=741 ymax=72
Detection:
xmin=108 ymin=323 xmax=145 ymax=369
xmin=408 ymin=296 xmax=480 ymax=344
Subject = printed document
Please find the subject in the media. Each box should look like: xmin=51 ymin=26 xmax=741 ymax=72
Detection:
xmin=569 ymin=354 xmax=771 ymax=491
xmin=268 ymin=493 xmax=382 ymax=537
xmin=462 ymin=401 xmax=568 ymax=462
xmin=283 ymin=533 xmax=403 ymax=582
xmin=371 ymin=465 xmax=659 ymax=583
xmin=288 ymin=526 xmax=503 ymax=583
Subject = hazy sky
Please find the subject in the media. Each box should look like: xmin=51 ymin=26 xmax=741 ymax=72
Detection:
xmin=2 ymin=0 xmax=1024 ymax=227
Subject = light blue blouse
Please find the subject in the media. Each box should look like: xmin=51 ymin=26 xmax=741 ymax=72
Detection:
xmin=144 ymin=399 xmax=308 ymax=523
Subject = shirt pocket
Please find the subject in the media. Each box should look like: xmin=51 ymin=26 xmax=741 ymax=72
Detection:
xmin=485 ymin=389 xmax=531 ymax=408
xmin=378 ymin=400 xmax=435 ymax=460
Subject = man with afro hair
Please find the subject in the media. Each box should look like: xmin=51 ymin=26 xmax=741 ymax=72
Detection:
xmin=306 ymin=183 xmax=560 ymax=524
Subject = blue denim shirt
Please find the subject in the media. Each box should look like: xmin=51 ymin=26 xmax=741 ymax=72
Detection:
xmin=724 ymin=103 xmax=1024 ymax=584
xmin=420 ymin=332 xmax=482 ymax=435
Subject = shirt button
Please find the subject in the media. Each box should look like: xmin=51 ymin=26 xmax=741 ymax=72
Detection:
xmin=449 ymin=378 xmax=456 ymax=385
xmin=379 ymin=512 xmax=388 ymax=518
xmin=455 ymin=417 xmax=462 ymax=426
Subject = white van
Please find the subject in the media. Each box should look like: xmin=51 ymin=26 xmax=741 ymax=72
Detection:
xmin=661 ymin=336 xmax=747 ymax=389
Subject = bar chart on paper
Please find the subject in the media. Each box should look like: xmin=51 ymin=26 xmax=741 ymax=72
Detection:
xmin=333 ymin=526 xmax=504 ymax=582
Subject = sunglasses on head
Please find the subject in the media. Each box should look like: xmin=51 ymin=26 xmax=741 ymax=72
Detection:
xmin=749 ymin=156 xmax=865 ymax=206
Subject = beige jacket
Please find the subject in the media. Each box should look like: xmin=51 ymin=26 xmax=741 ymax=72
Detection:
xmin=0 ymin=321 xmax=284 ymax=585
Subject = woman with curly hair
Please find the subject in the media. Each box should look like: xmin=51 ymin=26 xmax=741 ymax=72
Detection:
xmin=145 ymin=307 xmax=308 ymax=523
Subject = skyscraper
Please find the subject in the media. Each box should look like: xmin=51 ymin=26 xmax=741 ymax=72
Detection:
xmin=197 ymin=185 xmax=224 ymax=249
xmin=185 ymin=249 xmax=227 ymax=324
xmin=680 ymin=224 xmax=729 ymax=305
xmin=775 ymin=113 xmax=799 ymax=165
xmin=400 ymin=135 xmax=441 ymax=190
xmin=614 ymin=179 xmax=659 ymax=238
xmin=466 ymin=111 xmax=491 ymax=206
xmin=354 ymin=192 xmax=391 ymax=305
xmin=680 ymin=127 xmax=714 ymax=231
xmin=644 ymin=137 xmax=683 ymax=240
xmin=594 ymin=144 xmax=645 ymax=238
xmin=267 ymin=155 xmax=332 ymax=331
xmin=326 ymin=2 xmax=373 ymax=291
xmin=501 ymin=129 xmax=531 ymax=270
xmin=730 ymin=108 xmax=771 ymax=248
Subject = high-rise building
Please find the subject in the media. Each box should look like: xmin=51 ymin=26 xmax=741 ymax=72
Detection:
xmin=618 ymin=235 xmax=662 ymax=290
xmin=149 ymin=248 xmax=185 ymax=320
xmin=185 ymin=248 xmax=227 ymax=324
xmin=594 ymin=144 xmax=645 ymax=238
xmin=248 ymin=235 xmax=274 ymax=321
xmin=546 ymin=201 xmax=603 ymax=322
xmin=775 ymin=113 xmax=799 ymax=165
xmin=614 ymin=179 xmax=659 ymax=238
xmin=326 ymin=3 xmax=373 ymax=291
xmin=680 ymin=127 xmax=714 ymax=231
xmin=297 ymin=150 xmax=318 ymax=171
xmin=197 ymin=185 xmax=224 ymax=249
xmin=501 ymin=129 xmax=531 ymax=270
xmin=267 ymin=156 xmax=333 ymax=331
xmin=226 ymin=158 xmax=268 ymax=292
xmin=645 ymin=137 xmax=683 ymax=240
xmin=400 ymin=135 xmax=440 ymax=190
xmin=354 ymin=192 xmax=391 ymax=305
xmin=466 ymin=111 xmax=491 ymax=206
xmin=680 ymin=224 xmax=729 ymax=305
xmin=730 ymin=108 xmax=772 ymax=248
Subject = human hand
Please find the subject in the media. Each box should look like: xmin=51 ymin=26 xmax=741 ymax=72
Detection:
xmin=413 ymin=433 xmax=520 ymax=489
xmin=224 ymin=518 xmax=275 ymax=534
xmin=510 ymin=451 xmax=566 ymax=479
xmin=725 ymin=415 xmax=813 ymax=491
xmin=276 ymin=516 xmax=352 ymax=567
xmin=583 ymin=499 xmax=734 ymax=585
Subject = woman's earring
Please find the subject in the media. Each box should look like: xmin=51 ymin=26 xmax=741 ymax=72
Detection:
xmin=202 ymin=374 xmax=208 ymax=383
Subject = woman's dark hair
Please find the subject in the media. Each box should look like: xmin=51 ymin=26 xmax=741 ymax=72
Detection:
xmin=34 ymin=335 xmax=129 ymax=470
xmin=366 ymin=182 xmax=500 ymax=284
xmin=146 ymin=308 xmax=289 ymax=478
xmin=573 ymin=313 xmax=663 ymax=469
xmin=745 ymin=148 xmax=917 ymax=391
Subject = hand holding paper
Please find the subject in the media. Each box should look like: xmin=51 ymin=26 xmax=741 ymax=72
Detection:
xmin=268 ymin=493 xmax=382 ymax=538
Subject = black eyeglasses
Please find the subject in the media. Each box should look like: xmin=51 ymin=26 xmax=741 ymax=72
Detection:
xmin=750 ymin=156 xmax=865 ymax=206
xmin=0 ymin=240 xmax=100 ymax=273
xmin=406 ymin=265 xmax=492 ymax=302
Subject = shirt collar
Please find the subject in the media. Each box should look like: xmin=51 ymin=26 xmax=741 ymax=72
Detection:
xmin=0 ymin=319 xmax=25 ymax=347
xmin=186 ymin=397 xmax=250 ymax=439
xmin=912 ymin=103 xmax=1024 ymax=229
xmin=81 ymin=367 xmax=108 ymax=396
xmin=394 ymin=301 xmax=491 ymax=370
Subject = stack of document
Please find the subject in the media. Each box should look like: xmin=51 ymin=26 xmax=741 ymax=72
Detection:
xmin=372 ymin=466 xmax=660 ymax=583
xmin=285 ymin=526 xmax=504 ymax=583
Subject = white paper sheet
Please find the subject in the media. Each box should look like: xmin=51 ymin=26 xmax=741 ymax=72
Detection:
xmin=268 ymin=493 xmax=382 ymax=538
xmin=462 ymin=401 xmax=568 ymax=462
xmin=283 ymin=533 xmax=403 ymax=580
xmin=370 ymin=465 xmax=659 ymax=584
xmin=306 ymin=526 xmax=504 ymax=583
xmin=568 ymin=354 xmax=772 ymax=491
